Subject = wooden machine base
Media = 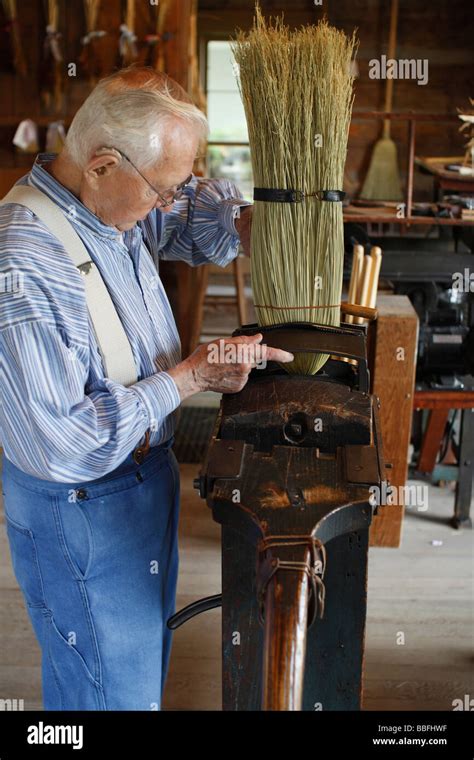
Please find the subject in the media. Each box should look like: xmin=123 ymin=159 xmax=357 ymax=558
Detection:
xmin=222 ymin=525 xmax=369 ymax=711
xmin=169 ymin=321 xmax=387 ymax=710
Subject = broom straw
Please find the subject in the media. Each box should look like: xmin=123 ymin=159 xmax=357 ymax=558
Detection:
xmin=232 ymin=6 xmax=357 ymax=374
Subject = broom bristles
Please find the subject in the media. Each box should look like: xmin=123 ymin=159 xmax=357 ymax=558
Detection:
xmin=360 ymin=137 xmax=403 ymax=201
xmin=232 ymin=7 xmax=357 ymax=374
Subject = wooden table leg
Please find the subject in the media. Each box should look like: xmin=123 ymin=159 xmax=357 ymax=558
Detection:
xmin=452 ymin=408 xmax=474 ymax=529
xmin=417 ymin=409 xmax=449 ymax=474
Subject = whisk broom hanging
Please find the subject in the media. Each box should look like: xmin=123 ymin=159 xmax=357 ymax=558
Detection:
xmin=232 ymin=6 xmax=357 ymax=374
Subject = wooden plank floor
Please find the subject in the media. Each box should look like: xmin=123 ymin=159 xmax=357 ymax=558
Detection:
xmin=0 ymin=455 xmax=472 ymax=711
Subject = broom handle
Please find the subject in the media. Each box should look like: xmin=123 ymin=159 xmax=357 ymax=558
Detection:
xmin=341 ymin=302 xmax=377 ymax=321
xmin=262 ymin=552 xmax=311 ymax=711
xmin=340 ymin=245 xmax=374 ymax=362
xmin=383 ymin=0 xmax=399 ymax=139
xmin=354 ymin=255 xmax=374 ymax=324
xmin=352 ymin=246 xmax=382 ymax=326
xmin=345 ymin=244 xmax=364 ymax=325
xmin=367 ymin=246 xmax=382 ymax=309
xmin=126 ymin=0 xmax=135 ymax=30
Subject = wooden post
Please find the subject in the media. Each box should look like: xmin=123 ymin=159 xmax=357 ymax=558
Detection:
xmin=369 ymin=295 xmax=419 ymax=547
xmin=156 ymin=0 xmax=202 ymax=358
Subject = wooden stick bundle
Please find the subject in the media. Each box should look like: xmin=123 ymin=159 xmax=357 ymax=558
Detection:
xmin=232 ymin=6 xmax=357 ymax=374
xmin=345 ymin=244 xmax=382 ymax=325
xmin=340 ymin=244 xmax=382 ymax=365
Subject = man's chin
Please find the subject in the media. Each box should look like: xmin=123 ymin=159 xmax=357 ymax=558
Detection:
xmin=117 ymin=220 xmax=140 ymax=232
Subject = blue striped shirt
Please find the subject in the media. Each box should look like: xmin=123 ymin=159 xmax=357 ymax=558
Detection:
xmin=0 ymin=153 xmax=250 ymax=482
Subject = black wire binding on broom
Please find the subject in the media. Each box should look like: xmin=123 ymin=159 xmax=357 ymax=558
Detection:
xmin=253 ymin=188 xmax=346 ymax=203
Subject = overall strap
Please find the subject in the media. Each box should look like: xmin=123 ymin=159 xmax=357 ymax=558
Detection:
xmin=1 ymin=185 xmax=138 ymax=387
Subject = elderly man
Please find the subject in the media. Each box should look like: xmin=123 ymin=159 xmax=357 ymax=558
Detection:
xmin=0 ymin=67 xmax=293 ymax=711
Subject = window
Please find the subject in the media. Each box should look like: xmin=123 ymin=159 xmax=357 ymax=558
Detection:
xmin=205 ymin=41 xmax=252 ymax=201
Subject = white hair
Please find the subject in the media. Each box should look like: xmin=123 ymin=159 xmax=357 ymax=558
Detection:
xmin=64 ymin=66 xmax=209 ymax=170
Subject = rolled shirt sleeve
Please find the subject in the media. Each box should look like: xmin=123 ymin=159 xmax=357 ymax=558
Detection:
xmin=158 ymin=175 xmax=252 ymax=267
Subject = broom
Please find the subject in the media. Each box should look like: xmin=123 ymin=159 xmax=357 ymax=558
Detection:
xmin=147 ymin=0 xmax=171 ymax=71
xmin=2 ymin=0 xmax=27 ymax=77
xmin=119 ymin=0 xmax=137 ymax=67
xmin=360 ymin=0 xmax=402 ymax=201
xmin=41 ymin=0 xmax=63 ymax=113
xmin=80 ymin=0 xmax=106 ymax=86
xmin=232 ymin=6 xmax=357 ymax=374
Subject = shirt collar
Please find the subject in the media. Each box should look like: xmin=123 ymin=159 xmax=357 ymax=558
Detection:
xmin=28 ymin=153 xmax=127 ymax=241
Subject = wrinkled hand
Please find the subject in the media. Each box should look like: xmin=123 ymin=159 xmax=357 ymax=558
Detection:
xmin=167 ymin=333 xmax=294 ymax=400
xmin=234 ymin=205 xmax=253 ymax=257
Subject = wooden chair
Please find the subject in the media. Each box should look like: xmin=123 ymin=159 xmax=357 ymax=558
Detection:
xmin=177 ymin=253 xmax=248 ymax=356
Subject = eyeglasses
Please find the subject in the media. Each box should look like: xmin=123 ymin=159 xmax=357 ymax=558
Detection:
xmin=110 ymin=148 xmax=193 ymax=208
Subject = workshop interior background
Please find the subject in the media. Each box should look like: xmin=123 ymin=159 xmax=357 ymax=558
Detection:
xmin=0 ymin=0 xmax=473 ymax=712
xmin=1 ymin=0 xmax=472 ymax=194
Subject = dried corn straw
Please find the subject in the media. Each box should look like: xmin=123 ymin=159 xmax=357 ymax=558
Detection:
xmin=232 ymin=6 xmax=357 ymax=374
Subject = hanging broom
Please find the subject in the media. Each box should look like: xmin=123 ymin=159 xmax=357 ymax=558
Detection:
xmin=232 ymin=6 xmax=357 ymax=374
xmin=80 ymin=0 xmax=106 ymax=86
xmin=146 ymin=0 xmax=171 ymax=71
xmin=119 ymin=0 xmax=138 ymax=67
xmin=360 ymin=0 xmax=402 ymax=201
xmin=2 ymin=0 xmax=27 ymax=77
xmin=41 ymin=0 xmax=64 ymax=113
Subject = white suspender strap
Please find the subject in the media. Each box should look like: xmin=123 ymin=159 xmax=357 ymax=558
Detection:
xmin=1 ymin=185 xmax=138 ymax=387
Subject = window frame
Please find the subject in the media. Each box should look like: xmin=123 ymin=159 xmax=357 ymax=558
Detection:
xmin=200 ymin=34 xmax=250 ymax=150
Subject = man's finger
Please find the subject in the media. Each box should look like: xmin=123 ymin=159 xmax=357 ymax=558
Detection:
xmin=264 ymin=345 xmax=295 ymax=363
xmin=234 ymin=332 xmax=263 ymax=345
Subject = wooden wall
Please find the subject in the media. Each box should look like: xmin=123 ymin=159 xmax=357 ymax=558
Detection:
xmin=0 ymin=0 xmax=194 ymax=168
xmin=0 ymin=0 xmax=472 ymax=196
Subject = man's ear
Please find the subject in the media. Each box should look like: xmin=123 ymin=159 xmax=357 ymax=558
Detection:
xmin=84 ymin=149 xmax=122 ymax=186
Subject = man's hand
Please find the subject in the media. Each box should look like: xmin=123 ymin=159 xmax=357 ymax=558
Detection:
xmin=234 ymin=205 xmax=253 ymax=257
xmin=167 ymin=332 xmax=293 ymax=401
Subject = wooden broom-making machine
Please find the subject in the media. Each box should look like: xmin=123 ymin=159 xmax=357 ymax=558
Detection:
xmin=168 ymin=9 xmax=389 ymax=711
